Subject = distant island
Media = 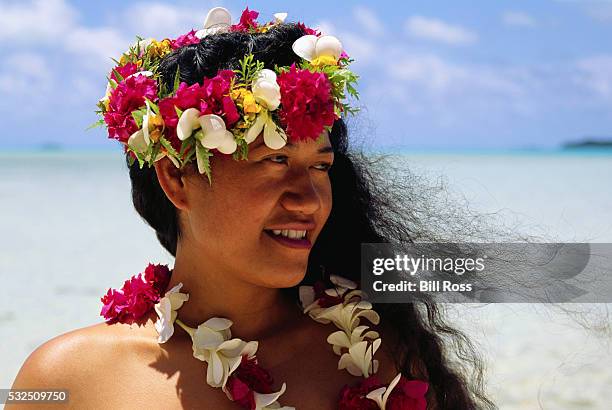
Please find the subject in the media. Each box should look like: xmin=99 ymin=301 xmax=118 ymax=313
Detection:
xmin=563 ymin=138 xmax=612 ymax=149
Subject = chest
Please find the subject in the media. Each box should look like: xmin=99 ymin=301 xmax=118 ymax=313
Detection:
xmin=95 ymin=324 xmax=399 ymax=409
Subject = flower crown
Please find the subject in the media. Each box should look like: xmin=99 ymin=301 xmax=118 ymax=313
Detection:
xmin=93 ymin=7 xmax=359 ymax=181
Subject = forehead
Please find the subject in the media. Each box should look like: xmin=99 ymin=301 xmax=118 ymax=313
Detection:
xmin=248 ymin=132 xmax=334 ymax=154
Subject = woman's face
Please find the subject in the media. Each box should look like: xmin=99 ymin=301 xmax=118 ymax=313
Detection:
xmin=180 ymin=132 xmax=334 ymax=288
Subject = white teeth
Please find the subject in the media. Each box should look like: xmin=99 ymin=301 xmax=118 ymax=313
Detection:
xmin=270 ymin=229 xmax=307 ymax=239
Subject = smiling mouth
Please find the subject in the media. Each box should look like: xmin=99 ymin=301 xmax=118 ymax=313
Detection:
xmin=264 ymin=229 xmax=312 ymax=249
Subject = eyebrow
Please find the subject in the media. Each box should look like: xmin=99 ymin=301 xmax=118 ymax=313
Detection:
xmin=250 ymin=139 xmax=334 ymax=154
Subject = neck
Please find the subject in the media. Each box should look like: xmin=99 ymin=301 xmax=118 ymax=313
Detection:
xmin=166 ymin=243 xmax=303 ymax=341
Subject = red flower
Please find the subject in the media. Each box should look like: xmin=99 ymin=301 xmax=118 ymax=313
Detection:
xmin=387 ymin=379 xmax=429 ymax=410
xmin=100 ymin=264 xmax=171 ymax=324
xmin=338 ymin=375 xmax=429 ymax=410
xmin=230 ymin=7 xmax=259 ymax=32
xmin=144 ymin=263 xmax=172 ymax=295
xmin=104 ymin=74 xmax=158 ymax=142
xmin=338 ymin=375 xmax=385 ymax=410
xmin=297 ymin=22 xmax=320 ymax=36
xmin=277 ymin=64 xmax=337 ymax=141
xmin=313 ymin=280 xmax=344 ymax=307
xmin=225 ymin=356 xmax=275 ymax=408
xmin=171 ymin=30 xmax=201 ymax=49
xmin=110 ymin=63 xmax=139 ymax=82
xmin=159 ymin=70 xmax=239 ymax=140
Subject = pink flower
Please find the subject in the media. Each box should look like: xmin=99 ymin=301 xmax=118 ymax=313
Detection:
xmin=277 ymin=64 xmax=337 ymax=141
xmin=100 ymin=264 xmax=172 ymax=324
xmin=386 ymin=379 xmax=429 ymax=410
xmin=230 ymin=7 xmax=259 ymax=32
xmin=110 ymin=63 xmax=139 ymax=82
xmin=104 ymin=74 xmax=158 ymax=142
xmin=225 ymin=356 xmax=275 ymax=408
xmin=171 ymin=30 xmax=201 ymax=49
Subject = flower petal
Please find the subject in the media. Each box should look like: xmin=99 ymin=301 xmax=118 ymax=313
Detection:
xmin=330 ymin=275 xmax=357 ymax=290
xmin=291 ymin=35 xmax=318 ymax=61
xmin=298 ymin=286 xmax=315 ymax=309
xmin=204 ymin=317 xmax=233 ymax=331
xmin=263 ymin=119 xmax=287 ymax=149
xmin=315 ymin=35 xmax=343 ymax=60
xmin=198 ymin=113 xmax=227 ymax=134
xmin=177 ymin=108 xmax=201 ymax=141
xmin=204 ymin=7 xmax=232 ymax=29
xmin=254 ymin=382 xmax=287 ymax=408
xmin=215 ymin=131 xmax=238 ymax=154
xmin=128 ymin=129 xmax=147 ymax=153
xmin=273 ymin=12 xmax=287 ymax=24
xmin=245 ymin=112 xmax=266 ymax=143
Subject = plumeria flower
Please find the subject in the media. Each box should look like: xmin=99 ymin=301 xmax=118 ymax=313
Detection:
xmin=252 ymin=69 xmax=281 ymax=111
xmin=195 ymin=7 xmax=232 ymax=39
xmin=273 ymin=13 xmax=288 ymax=24
xmin=153 ymin=283 xmax=189 ymax=343
xmin=245 ymin=110 xmax=287 ymax=149
xmin=177 ymin=108 xmax=237 ymax=173
xmin=292 ymin=34 xmax=343 ymax=66
xmin=185 ymin=317 xmax=258 ymax=388
xmin=307 ymin=298 xmax=380 ymax=333
xmin=365 ymin=372 xmax=403 ymax=410
xmin=338 ymin=338 xmax=381 ymax=377
xmin=327 ymin=325 xmax=380 ymax=356
xmin=253 ymin=383 xmax=294 ymax=410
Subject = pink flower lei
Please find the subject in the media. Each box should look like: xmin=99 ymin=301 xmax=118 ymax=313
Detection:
xmin=100 ymin=264 xmax=429 ymax=409
xmin=93 ymin=6 xmax=359 ymax=182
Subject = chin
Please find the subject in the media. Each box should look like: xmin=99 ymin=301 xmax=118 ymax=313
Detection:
xmin=263 ymin=262 xmax=308 ymax=289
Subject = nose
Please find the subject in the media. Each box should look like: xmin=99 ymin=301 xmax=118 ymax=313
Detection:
xmin=280 ymin=168 xmax=322 ymax=215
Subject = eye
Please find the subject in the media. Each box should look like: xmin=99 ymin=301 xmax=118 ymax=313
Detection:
xmin=313 ymin=162 xmax=333 ymax=172
xmin=264 ymin=155 xmax=288 ymax=164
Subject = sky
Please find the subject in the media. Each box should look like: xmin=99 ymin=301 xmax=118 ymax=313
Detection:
xmin=1 ymin=0 xmax=612 ymax=150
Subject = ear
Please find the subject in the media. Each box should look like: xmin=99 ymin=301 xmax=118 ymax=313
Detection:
xmin=154 ymin=157 xmax=189 ymax=211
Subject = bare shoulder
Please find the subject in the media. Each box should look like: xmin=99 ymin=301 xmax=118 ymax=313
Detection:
xmin=7 ymin=320 xmax=157 ymax=410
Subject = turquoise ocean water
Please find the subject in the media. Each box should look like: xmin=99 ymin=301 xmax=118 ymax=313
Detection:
xmin=1 ymin=150 xmax=611 ymax=409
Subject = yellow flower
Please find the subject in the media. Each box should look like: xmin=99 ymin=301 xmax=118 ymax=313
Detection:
xmin=231 ymin=87 xmax=248 ymax=100
xmin=311 ymin=55 xmax=338 ymax=67
xmin=242 ymin=91 xmax=261 ymax=114
xmin=147 ymin=39 xmax=172 ymax=59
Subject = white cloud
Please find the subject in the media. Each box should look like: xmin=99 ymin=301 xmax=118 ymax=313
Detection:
xmin=574 ymin=55 xmax=612 ymax=99
xmin=0 ymin=0 xmax=77 ymax=43
xmin=404 ymin=16 xmax=477 ymax=46
xmin=120 ymin=2 xmax=209 ymax=39
xmin=352 ymin=6 xmax=385 ymax=37
xmin=63 ymin=27 xmax=128 ymax=67
xmin=502 ymin=11 xmax=536 ymax=27
xmin=0 ymin=52 xmax=52 ymax=96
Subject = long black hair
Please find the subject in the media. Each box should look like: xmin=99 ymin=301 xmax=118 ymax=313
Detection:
xmin=128 ymin=23 xmax=495 ymax=409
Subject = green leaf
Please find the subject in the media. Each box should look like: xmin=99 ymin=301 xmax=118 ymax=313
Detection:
xmin=131 ymin=109 xmax=145 ymax=128
xmin=159 ymin=136 xmax=180 ymax=159
xmin=173 ymin=65 xmax=181 ymax=93
xmin=86 ymin=119 xmax=105 ymax=131
xmin=174 ymin=106 xmax=183 ymax=118
xmin=111 ymin=68 xmax=124 ymax=83
xmin=196 ymin=143 xmax=213 ymax=184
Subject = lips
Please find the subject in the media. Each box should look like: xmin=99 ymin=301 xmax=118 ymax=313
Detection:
xmin=264 ymin=230 xmax=312 ymax=249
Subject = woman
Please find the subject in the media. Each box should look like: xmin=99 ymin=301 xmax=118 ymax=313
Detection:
xmin=9 ymin=7 xmax=493 ymax=409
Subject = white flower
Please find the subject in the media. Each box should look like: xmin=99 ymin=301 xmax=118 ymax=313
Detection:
xmin=252 ymin=69 xmax=281 ymax=111
xmin=253 ymin=383 xmax=293 ymax=410
xmin=306 ymin=297 xmax=380 ymax=333
xmin=273 ymin=13 xmax=288 ymax=24
xmin=154 ymin=283 xmax=189 ymax=343
xmin=338 ymin=338 xmax=381 ymax=377
xmin=245 ymin=110 xmax=287 ymax=149
xmin=365 ymin=372 xmax=403 ymax=410
xmin=177 ymin=109 xmax=237 ymax=153
xmin=195 ymin=7 xmax=232 ymax=39
xmin=327 ymin=325 xmax=380 ymax=356
xmin=292 ymin=35 xmax=343 ymax=62
xmin=189 ymin=317 xmax=258 ymax=388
